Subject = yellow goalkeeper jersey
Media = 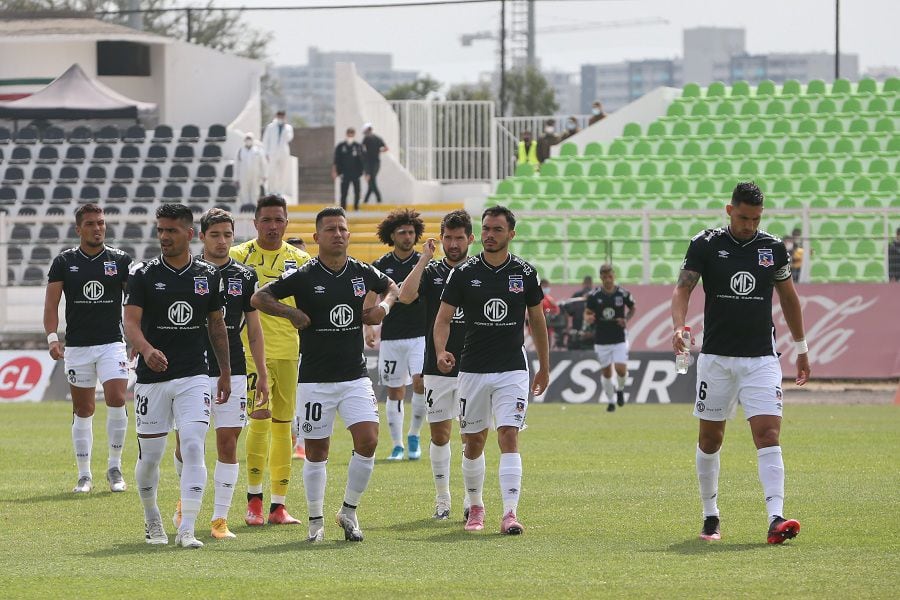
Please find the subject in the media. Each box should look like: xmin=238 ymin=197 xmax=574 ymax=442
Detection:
xmin=229 ymin=239 xmax=311 ymax=360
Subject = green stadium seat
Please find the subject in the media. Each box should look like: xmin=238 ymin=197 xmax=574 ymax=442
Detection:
xmin=633 ymin=141 xmax=652 ymax=156
xmin=732 ymin=140 xmax=752 ymax=156
xmin=612 ymin=162 xmax=632 ymax=177
xmin=651 ymin=263 xmax=674 ymax=283
xmin=808 ymin=138 xmax=829 ymax=155
xmin=608 ymin=140 xmax=627 ymax=156
xmin=856 ymin=78 xmax=877 ymax=95
xmin=766 ymin=99 xmax=786 ymax=115
xmin=560 ymin=143 xmax=578 ymax=157
xmin=791 ymin=99 xmax=812 ymax=115
xmin=722 ymin=120 xmax=742 ymax=136
xmin=772 ymin=178 xmax=793 ymax=194
xmin=644 ymin=179 xmax=665 ymax=195
xmin=611 ymin=221 xmax=640 ymax=239
xmin=587 ymin=162 xmax=608 ymax=177
xmin=825 ymin=177 xmax=845 ymax=193
xmin=826 ymin=239 xmax=851 ymax=256
xmin=798 ymin=177 xmax=819 ymax=193
xmin=618 ymin=180 xmax=639 ymax=195
xmin=569 ymin=180 xmax=590 ymax=198
xmin=696 ymin=121 xmax=716 ymax=136
xmin=738 ymin=160 xmax=759 ymax=176
xmin=877 ymin=177 xmax=898 ymax=193
xmin=594 ymin=179 xmax=614 ymax=195
xmin=682 ymin=83 xmax=701 ymax=98
xmin=658 ymin=141 xmax=677 ymax=156
xmin=496 ymin=180 xmax=514 ymax=195
xmin=817 ymin=98 xmax=837 ymax=114
xmin=798 ymin=119 xmax=819 ymax=135
xmin=704 ymin=141 xmax=724 ymax=156
xmin=764 ymin=160 xmax=785 ymax=176
xmin=716 ymin=101 xmax=736 ymax=116
xmin=841 ymin=97 xmax=863 ymax=113
xmin=851 ymin=177 xmax=873 ymax=193
xmin=791 ymin=160 xmax=811 ymax=175
xmin=815 ymin=220 xmax=840 ymax=236
xmin=875 ymin=118 xmax=894 ymax=134
xmin=831 ymin=78 xmax=851 ymax=95
xmin=865 ymin=96 xmax=888 ymax=113
xmin=667 ymin=103 xmax=686 ymax=117
xmin=757 ymin=80 xmax=776 ymax=96
xmin=587 ymin=221 xmax=606 ymax=239
xmin=689 ymin=161 xmax=709 ymax=176
xmin=669 ymin=178 xmax=690 ymax=195
xmin=889 ymin=136 xmax=900 ymax=153
xmin=764 ymin=221 xmax=788 ymax=238
xmin=868 ymin=159 xmax=888 ymax=174
xmin=741 ymin=100 xmax=761 ymax=116
xmin=647 ymin=122 xmax=667 ymax=137
xmin=771 ymin=119 xmax=792 ymax=136
xmin=731 ymin=80 xmax=751 ymax=96
xmin=519 ymin=179 xmax=539 ymax=196
xmin=664 ymin=161 xmax=683 ymax=176
xmin=706 ymin=82 xmax=727 ymax=97
xmin=584 ymin=142 xmax=603 ymax=156
xmin=623 ymin=123 xmax=642 ymax=137
xmin=781 ymin=79 xmax=802 ymax=96
xmin=713 ymin=161 xmax=733 ymax=176
xmin=806 ymin=79 xmax=827 ymax=95
xmin=543 ymin=179 xmax=565 ymax=196
xmin=854 ymin=239 xmax=877 ymax=256
xmin=848 ymin=119 xmax=868 ymax=134
xmin=861 ymin=261 xmax=885 ymax=281
xmin=515 ymin=164 xmax=534 ymax=176
xmin=539 ymin=161 xmax=559 ymax=176
xmin=536 ymin=219 xmax=565 ymax=238
xmin=671 ymin=122 xmax=692 ymax=137
xmin=682 ymin=141 xmax=702 ymax=156
xmin=835 ymin=262 xmax=857 ymax=281
xmin=893 ymin=98 xmax=900 ymax=112
xmin=809 ymin=262 xmax=832 ymax=281
xmin=817 ymin=159 xmax=837 ymax=175
xmin=757 ymin=140 xmax=778 ymax=156
xmin=885 ymin=77 xmax=900 ymax=93
xmin=833 ymin=137 xmax=855 ymax=154
xmin=563 ymin=162 xmax=583 ymax=177
xmin=515 ymin=222 xmax=533 ymax=237
xmin=691 ymin=102 xmax=710 ymax=117
xmin=782 ymin=139 xmax=803 ymax=155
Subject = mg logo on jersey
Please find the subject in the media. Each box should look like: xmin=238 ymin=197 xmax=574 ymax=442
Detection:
xmin=483 ymin=298 xmax=508 ymax=322
xmin=329 ymin=304 xmax=354 ymax=328
xmin=83 ymin=280 xmax=104 ymax=301
xmin=452 ymin=306 xmax=465 ymax=321
xmin=602 ymin=307 xmax=616 ymax=320
xmin=103 ymin=261 xmax=118 ymax=276
xmin=730 ymin=271 xmax=756 ymax=296
xmin=758 ymin=248 xmax=774 ymax=267
xmin=168 ymin=301 xmax=194 ymax=326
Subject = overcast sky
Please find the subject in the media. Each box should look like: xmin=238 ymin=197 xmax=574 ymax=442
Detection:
xmin=216 ymin=0 xmax=899 ymax=84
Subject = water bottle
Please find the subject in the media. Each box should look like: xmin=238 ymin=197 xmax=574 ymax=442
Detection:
xmin=676 ymin=326 xmax=693 ymax=374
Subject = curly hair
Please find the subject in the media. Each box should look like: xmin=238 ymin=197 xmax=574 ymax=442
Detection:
xmin=376 ymin=208 xmax=424 ymax=246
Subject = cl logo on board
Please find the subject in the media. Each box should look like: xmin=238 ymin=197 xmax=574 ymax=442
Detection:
xmin=483 ymin=298 xmax=508 ymax=322
xmin=83 ymin=280 xmax=104 ymax=301
xmin=730 ymin=271 xmax=756 ymax=296
xmin=168 ymin=301 xmax=193 ymax=326
xmin=330 ymin=304 xmax=353 ymax=328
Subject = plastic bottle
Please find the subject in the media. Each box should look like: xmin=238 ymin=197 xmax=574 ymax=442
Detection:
xmin=676 ymin=326 xmax=692 ymax=374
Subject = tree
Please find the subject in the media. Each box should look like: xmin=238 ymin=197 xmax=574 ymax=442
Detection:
xmin=504 ymin=66 xmax=558 ymax=117
xmin=446 ymin=81 xmax=494 ymax=102
xmin=384 ymin=76 xmax=442 ymax=101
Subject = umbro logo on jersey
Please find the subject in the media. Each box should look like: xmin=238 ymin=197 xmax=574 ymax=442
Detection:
xmin=718 ymin=250 xmax=730 ymax=258
xmin=314 ymin=285 xmax=326 ymax=294
xmin=83 ymin=280 xmax=104 ymax=301
xmin=155 ymin=282 xmax=166 ymax=290
xmin=194 ymin=277 xmax=209 ymax=295
xmin=384 ymin=268 xmax=394 ymax=274
xmin=471 ymin=280 xmax=481 ymax=287
xmin=103 ymin=261 xmax=118 ymax=276
xmin=433 ymin=278 xmax=443 ymax=285
xmin=69 ymin=266 xmax=79 ymax=272
xmin=351 ymin=277 xmax=366 ymax=297
xmin=758 ymin=248 xmax=774 ymax=267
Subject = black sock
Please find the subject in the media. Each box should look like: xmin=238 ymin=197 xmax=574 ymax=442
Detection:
xmin=247 ymin=492 xmax=263 ymax=503
xmin=270 ymin=502 xmax=284 ymax=514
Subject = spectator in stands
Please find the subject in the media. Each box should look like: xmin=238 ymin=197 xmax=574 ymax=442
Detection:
xmin=332 ymin=127 xmax=365 ymax=210
xmin=262 ymin=110 xmax=294 ymax=197
xmin=235 ymin=133 xmax=268 ymax=205
xmin=362 ymin=123 xmax=388 ymax=205
xmin=516 ymin=130 xmax=539 ymax=170
xmin=572 ymin=275 xmax=594 ymax=298
xmin=536 ymin=119 xmax=558 ymax=165
xmin=786 ymin=228 xmax=804 ymax=283
xmin=559 ymin=116 xmax=580 ymax=141
xmin=588 ymin=101 xmax=607 ymax=125
xmin=889 ymin=227 xmax=900 ymax=282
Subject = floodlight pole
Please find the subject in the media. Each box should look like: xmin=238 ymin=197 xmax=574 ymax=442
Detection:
xmin=500 ymin=0 xmax=507 ymax=117
xmin=834 ymin=0 xmax=840 ymax=80
xmin=186 ymin=8 xmax=193 ymax=43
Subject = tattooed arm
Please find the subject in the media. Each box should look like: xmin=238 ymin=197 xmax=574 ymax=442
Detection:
xmin=671 ymin=269 xmax=700 ymax=353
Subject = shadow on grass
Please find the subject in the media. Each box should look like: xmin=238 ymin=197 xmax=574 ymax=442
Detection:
xmin=367 ymin=517 xmax=435 ymax=533
xmin=662 ymin=538 xmax=766 ymax=554
xmin=250 ymin=539 xmax=356 ymax=554
xmin=0 ymin=490 xmax=110 ymax=504
xmin=84 ymin=542 xmax=178 ymax=557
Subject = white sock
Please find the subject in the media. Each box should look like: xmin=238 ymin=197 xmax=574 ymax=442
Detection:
xmin=247 ymin=483 xmax=263 ymax=495
xmin=409 ymin=392 xmax=426 ymax=437
xmin=178 ymin=422 xmax=209 ymax=533
xmin=616 ymin=372 xmax=628 ymax=391
xmin=430 ymin=442 xmax=451 ymax=501
xmin=72 ymin=415 xmax=93 ymax=478
xmin=696 ymin=446 xmax=721 ymax=517
xmin=601 ymin=376 xmax=615 ymax=404
xmin=303 ymin=459 xmax=327 ymax=520
xmin=344 ymin=453 xmax=375 ymax=509
xmin=386 ymin=400 xmax=404 ymax=446
xmin=499 ymin=452 xmax=523 ymax=515
xmin=106 ymin=406 xmax=127 ymax=470
xmin=462 ymin=454 xmax=486 ymax=507
xmin=173 ymin=453 xmax=183 ymax=480
xmin=757 ymin=446 xmax=785 ymax=522
xmin=135 ymin=436 xmax=166 ymax=522
xmin=212 ymin=461 xmax=239 ymax=521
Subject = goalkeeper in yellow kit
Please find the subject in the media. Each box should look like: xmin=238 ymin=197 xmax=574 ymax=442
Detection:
xmin=230 ymin=195 xmax=311 ymax=525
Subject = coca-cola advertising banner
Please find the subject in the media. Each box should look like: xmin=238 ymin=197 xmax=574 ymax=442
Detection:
xmin=556 ymin=283 xmax=900 ymax=379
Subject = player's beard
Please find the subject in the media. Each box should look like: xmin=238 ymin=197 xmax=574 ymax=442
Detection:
xmin=445 ymin=247 xmax=467 ymax=263
xmin=483 ymin=238 xmax=508 ymax=254
xmin=83 ymin=237 xmax=105 ymax=249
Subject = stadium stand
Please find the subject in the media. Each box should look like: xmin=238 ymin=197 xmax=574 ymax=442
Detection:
xmin=490 ymin=77 xmax=900 ymax=283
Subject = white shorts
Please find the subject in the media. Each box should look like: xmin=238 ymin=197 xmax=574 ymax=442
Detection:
xmin=379 ymin=337 xmax=425 ymax=387
xmin=693 ymin=353 xmax=784 ymax=422
xmin=64 ymin=342 xmax=129 ymax=388
xmin=296 ymin=377 xmax=379 ymax=439
xmin=456 ymin=371 xmax=529 ymax=434
xmin=423 ymin=374 xmax=459 ymax=424
xmin=134 ymin=375 xmax=210 ymax=435
xmin=209 ymin=375 xmax=248 ymax=429
xmin=593 ymin=341 xmax=629 ymax=368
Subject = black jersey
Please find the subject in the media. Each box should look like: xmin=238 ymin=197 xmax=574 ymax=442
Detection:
xmin=47 ymin=246 xmax=132 ymax=347
xmin=682 ymin=227 xmax=791 ymax=357
xmin=125 ymin=257 xmax=224 ymax=384
xmin=440 ymin=253 xmax=543 ymax=374
xmin=266 ymin=257 xmax=390 ymax=383
xmin=585 ymin=286 xmax=635 ymax=345
xmin=418 ymin=259 xmax=467 ymax=377
xmin=199 ymin=257 xmax=258 ymax=377
xmin=371 ymin=251 xmax=426 ymax=340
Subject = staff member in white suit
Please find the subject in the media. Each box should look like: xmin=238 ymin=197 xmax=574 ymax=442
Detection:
xmin=236 ymin=133 xmax=268 ymax=205
xmin=262 ymin=110 xmax=294 ymax=196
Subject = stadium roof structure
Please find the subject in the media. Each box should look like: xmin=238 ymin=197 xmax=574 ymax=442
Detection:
xmin=0 ymin=63 xmax=157 ymax=120
xmin=0 ymin=12 xmax=172 ymax=45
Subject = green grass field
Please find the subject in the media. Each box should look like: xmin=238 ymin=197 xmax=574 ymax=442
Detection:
xmin=1 ymin=400 xmax=898 ymax=598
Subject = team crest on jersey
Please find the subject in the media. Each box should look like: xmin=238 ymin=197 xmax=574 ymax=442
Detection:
xmin=615 ymin=296 xmax=623 ymax=306
xmin=194 ymin=277 xmax=209 ymax=295
xmin=515 ymin=399 xmax=525 ymax=412
xmin=351 ymin=277 xmax=366 ymax=297
xmin=509 ymin=275 xmax=524 ymax=293
xmin=758 ymin=249 xmax=774 ymax=267
xmin=284 ymin=260 xmax=298 ymax=273
xmin=227 ymin=278 xmax=243 ymax=296
xmin=103 ymin=261 xmax=118 ymax=276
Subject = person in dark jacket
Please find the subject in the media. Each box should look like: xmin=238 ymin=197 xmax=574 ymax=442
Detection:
xmin=332 ymin=127 xmax=365 ymax=210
